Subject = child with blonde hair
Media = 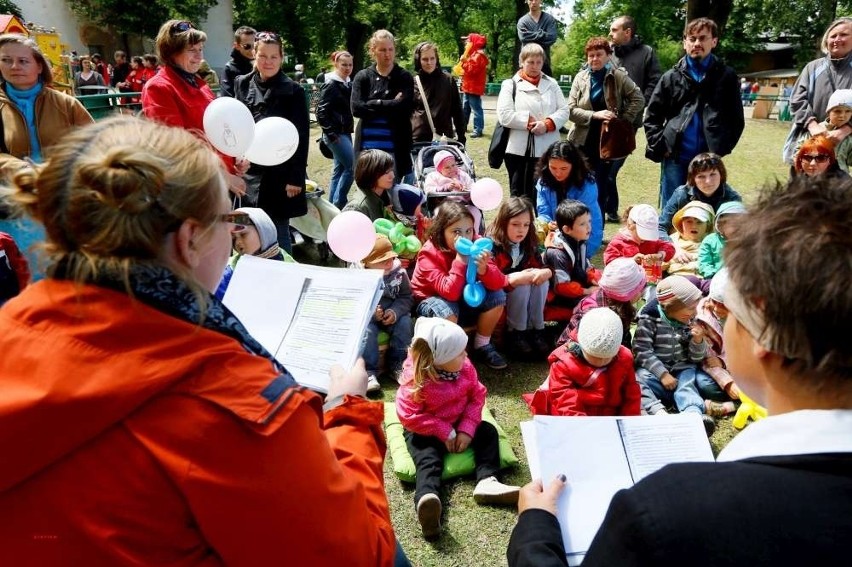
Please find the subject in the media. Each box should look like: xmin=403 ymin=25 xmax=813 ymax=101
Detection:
xmin=396 ymin=317 xmax=519 ymax=539
xmin=665 ymin=201 xmax=714 ymax=277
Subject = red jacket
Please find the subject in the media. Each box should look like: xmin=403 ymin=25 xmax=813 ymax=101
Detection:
xmin=0 ymin=280 xmax=395 ymax=566
xmin=524 ymin=344 xmax=640 ymax=416
xmin=141 ymin=66 xmax=235 ymax=173
xmin=461 ymin=40 xmax=488 ymax=96
xmin=603 ymin=229 xmax=675 ymax=265
xmin=411 ymin=238 xmax=508 ymax=302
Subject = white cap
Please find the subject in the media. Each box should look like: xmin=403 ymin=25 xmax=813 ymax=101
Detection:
xmin=827 ymin=89 xmax=852 ymax=112
xmin=577 ymin=308 xmax=623 ymax=359
xmin=413 ymin=317 xmax=468 ymax=365
xmin=628 ymin=204 xmax=660 ymax=241
xmin=709 ymin=268 xmax=729 ymax=303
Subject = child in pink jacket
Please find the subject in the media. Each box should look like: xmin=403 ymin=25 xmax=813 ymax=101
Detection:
xmin=396 ymin=318 xmax=519 ymax=539
xmin=424 ymin=150 xmax=474 ymax=193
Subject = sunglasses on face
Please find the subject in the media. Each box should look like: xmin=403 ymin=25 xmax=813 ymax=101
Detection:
xmin=241 ymin=43 xmax=254 ymax=50
xmin=256 ymin=32 xmax=280 ymax=42
xmin=801 ymin=154 xmax=831 ymax=164
xmin=170 ymin=21 xmax=194 ymax=35
xmin=221 ymin=212 xmax=254 ymax=232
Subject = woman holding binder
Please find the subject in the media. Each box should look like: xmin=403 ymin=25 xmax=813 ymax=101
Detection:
xmin=0 ymin=116 xmax=397 ymax=566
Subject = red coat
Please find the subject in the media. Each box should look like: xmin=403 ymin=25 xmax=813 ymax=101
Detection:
xmin=461 ymin=49 xmax=488 ymax=96
xmin=141 ymin=65 xmax=235 ymax=173
xmin=603 ymin=229 xmax=675 ymax=265
xmin=0 ymin=280 xmax=395 ymax=566
xmin=411 ymin=238 xmax=508 ymax=302
xmin=524 ymin=344 xmax=640 ymax=416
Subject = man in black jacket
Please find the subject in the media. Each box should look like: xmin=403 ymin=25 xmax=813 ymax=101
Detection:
xmin=507 ymin=175 xmax=852 ymax=567
xmin=643 ymin=18 xmax=743 ymax=207
xmin=221 ymin=26 xmax=256 ymax=97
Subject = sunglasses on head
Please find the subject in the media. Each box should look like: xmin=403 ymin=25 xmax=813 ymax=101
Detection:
xmin=221 ymin=212 xmax=253 ymax=233
xmin=170 ymin=21 xmax=194 ymax=35
xmin=256 ymin=31 xmax=280 ymax=42
xmin=801 ymin=154 xmax=831 ymax=164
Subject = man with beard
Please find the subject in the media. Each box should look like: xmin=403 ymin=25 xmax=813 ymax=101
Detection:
xmin=643 ymin=18 xmax=743 ymax=207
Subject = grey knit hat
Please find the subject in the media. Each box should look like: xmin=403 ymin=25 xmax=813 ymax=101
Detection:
xmin=656 ymin=275 xmax=702 ymax=308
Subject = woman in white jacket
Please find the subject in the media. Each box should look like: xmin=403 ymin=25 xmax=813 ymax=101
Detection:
xmin=497 ymin=43 xmax=569 ymax=202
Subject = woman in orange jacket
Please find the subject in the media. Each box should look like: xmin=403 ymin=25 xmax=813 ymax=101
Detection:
xmin=0 ymin=117 xmax=398 ymax=566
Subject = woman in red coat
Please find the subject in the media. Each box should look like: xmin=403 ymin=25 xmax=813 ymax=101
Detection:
xmin=142 ymin=20 xmax=248 ymax=197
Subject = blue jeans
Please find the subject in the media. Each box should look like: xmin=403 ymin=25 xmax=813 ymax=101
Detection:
xmin=324 ymin=133 xmax=354 ymax=210
xmin=416 ymin=289 xmax=506 ymax=326
xmin=463 ymin=93 xmax=484 ymax=135
xmin=273 ymin=218 xmax=293 ymax=254
xmin=361 ymin=313 xmax=412 ymax=376
xmin=660 ymin=158 xmax=689 ymax=208
xmin=636 ymin=366 xmax=711 ymax=415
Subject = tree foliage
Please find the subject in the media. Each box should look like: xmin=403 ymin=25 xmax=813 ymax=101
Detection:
xmin=66 ymin=0 xmax=218 ymax=39
xmin=0 ymin=0 xmax=24 ymax=20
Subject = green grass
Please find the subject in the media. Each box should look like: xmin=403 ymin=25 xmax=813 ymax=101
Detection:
xmin=303 ymin=112 xmax=791 ymax=567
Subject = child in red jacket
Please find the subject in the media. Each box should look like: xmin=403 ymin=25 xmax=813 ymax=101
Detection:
xmin=525 ymin=308 xmax=640 ymax=416
xmin=603 ymin=204 xmax=675 ymax=285
xmin=411 ymin=200 xmax=508 ymax=369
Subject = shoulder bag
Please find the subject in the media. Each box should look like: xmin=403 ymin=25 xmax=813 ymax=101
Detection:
xmin=488 ymin=79 xmax=517 ymax=169
xmin=599 ymin=76 xmax=636 ymax=160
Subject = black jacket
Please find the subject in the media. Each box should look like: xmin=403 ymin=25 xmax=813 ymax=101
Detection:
xmin=221 ymin=49 xmax=254 ymax=97
xmin=643 ymin=56 xmax=743 ymax=163
xmin=316 ymin=77 xmax=354 ymax=136
xmin=234 ymin=70 xmax=308 ymax=220
xmin=611 ymin=36 xmax=661 ymax=127
xmin=351 ymin=64 xmax=414 ymax=178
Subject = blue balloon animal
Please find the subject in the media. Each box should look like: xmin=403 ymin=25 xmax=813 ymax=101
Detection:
xmin=454 ymin=237 xmax=493 ymax=307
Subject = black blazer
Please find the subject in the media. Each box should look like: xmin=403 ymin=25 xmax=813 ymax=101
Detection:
xmin=316 ymin=78 xmax=354 ymax=136
xmin=508 ymin=454 xmax=852 ymax=567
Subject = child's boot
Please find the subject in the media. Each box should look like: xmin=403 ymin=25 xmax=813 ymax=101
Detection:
xmin=506 ymin=330 xmax=533 ymax=358
xmin=528 ymin=328 xmax=552 ymax=357
xmin=416 ymin=493 xmax=442 ymax=539
xmin=473 ymin=476 xmax=520 ymax=505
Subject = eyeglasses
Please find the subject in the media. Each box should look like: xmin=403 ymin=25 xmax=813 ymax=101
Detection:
xmin=801 ymin=154 xmax=831 ymax=164
xmin=685 ymin=35 xmax=711 ymax=44
xmin=170 ymin=21 xmax=194 ymax=35
xmin=221 ymin=212 xmax=253 ymax=232
xmin=241 ymin=43 xmax=254 ymax=50
xmin=256 ymin=32 xmax=280 ymax=42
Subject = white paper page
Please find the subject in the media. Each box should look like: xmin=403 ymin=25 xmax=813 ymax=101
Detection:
xmin=618 ymin=413 xmax=715 ymax=483
xmin=520 ymin=421 xmax=540 ymax=480
xmin=534 ymin=416 xmax=634 ymax=560
xmin=224 ymin=256 xmax=383 ymax=392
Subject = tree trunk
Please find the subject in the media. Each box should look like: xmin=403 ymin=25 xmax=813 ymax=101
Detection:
xmin=686 ymin=0 xmax=734 ymax=35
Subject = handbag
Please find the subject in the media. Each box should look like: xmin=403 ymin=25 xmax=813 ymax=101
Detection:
xmin=316 ymin=137 xmax=333 ymax=159
xmin=487 ymin=80 xmax=517 ymax=169
xmin=600 ymin=117 xmax=636 ymax=160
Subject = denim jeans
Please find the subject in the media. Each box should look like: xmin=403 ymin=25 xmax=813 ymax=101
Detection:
xmin=324 ymin=132 xmax=354 ymax=210
xmin=636 ymin=366 xmax=709 ymax=415
xmin=660 ymin=158 xmax=689 ymax=208
xmin=506 ymin=282 xmax=548 ymax=331
xmin=361 ymin=313 xmax=412 ymax=376
xmin=463 ymin=93 xmax=484 ymax=135
xmin=416 ymin=289 xmax=506 ymax=326
xmin=273 ymin=218 xmax=292 ymax=254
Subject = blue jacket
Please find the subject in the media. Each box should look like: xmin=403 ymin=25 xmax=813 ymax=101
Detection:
xmin=535 ymin=176 xmax=603 ymax=257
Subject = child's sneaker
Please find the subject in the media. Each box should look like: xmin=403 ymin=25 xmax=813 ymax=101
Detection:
xmin=473 ymin=476 xmax=520 ymax=505
xmin=416 ymin=493 xmax=442 ymax=539
xmin=471 ymin=343 xmax=508 ymax=370
xmin=366 ymin=375 xmax=381 ymax=393
xmin=705 ymin=399 xmax=735 ymax=416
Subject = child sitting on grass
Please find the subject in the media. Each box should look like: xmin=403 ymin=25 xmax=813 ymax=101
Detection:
xmin=698 ymin=201 xmax=747 ymax=279
xmin=665 ymin=201 xmax=714 ymax=277
xmin=424 ymin=150 xmax=474 ymax=193
xmin=604 ymin=205 xmax=675 ymax=286
xmin=215 ymin=207 xmax=295 ymax=299
xmin=633 ymin=275 xmax=725 ymax=435
xmin=360 ymin=234 xmax=413 ymax=392
xmin=526 ymin=308 xmax=640 ymax=416
xmin=694 ymin=268 xmax=739 ymax=412
xmin=542 ymin=199 xmax=601 ymax=320
xmin=396 ymin=317 xmax=520 ymax=540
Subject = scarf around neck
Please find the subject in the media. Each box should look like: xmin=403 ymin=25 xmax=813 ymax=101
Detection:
xmin=6 ymin=81 xmax=44 ymax=162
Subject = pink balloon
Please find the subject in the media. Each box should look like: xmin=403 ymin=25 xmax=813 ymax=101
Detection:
xmin=326 ymin=211 xmax=376 ymax=262
xmin=470 ymin=177 xmax=504 ymax=211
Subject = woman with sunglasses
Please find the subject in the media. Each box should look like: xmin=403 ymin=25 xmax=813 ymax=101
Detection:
xmin=659 ymin=152 xmax=742 ymax=235
xmin=793 ymin=136 xmax=850 ymax=180
xmin=233 ymin=32 xmax=309 ymax=254
xmin=0 ymin=116 xmax=396 ymax=566
xmin=142 ymin=20 xmax=249 ymax=199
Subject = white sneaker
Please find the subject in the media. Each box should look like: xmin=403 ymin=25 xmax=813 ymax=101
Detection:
xmin=366 ymin=375 xmax=381 ymax=393
xmin=473 ymin=476 xmax=520 ymax=505
xmin=416 ymin=493 xmax=442 ymax=539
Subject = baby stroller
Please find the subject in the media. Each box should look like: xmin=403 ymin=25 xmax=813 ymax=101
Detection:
xmin=411 ymin=140 xmax=477 ymax=216
xmin=289 ymin=179 xmax=339 ymax=263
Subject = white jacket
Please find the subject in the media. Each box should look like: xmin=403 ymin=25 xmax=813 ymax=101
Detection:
xmin=496 ymin=73 xmax=569 ymax=157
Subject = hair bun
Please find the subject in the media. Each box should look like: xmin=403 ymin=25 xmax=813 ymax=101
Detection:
xmin=76 ymin=148 xmax=166 ymax=215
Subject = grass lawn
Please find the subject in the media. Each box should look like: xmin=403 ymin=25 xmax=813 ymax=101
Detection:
xmin=302 ymin=112 xmax=791 ymax=567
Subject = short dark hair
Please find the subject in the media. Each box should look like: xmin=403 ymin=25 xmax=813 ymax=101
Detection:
xmin=687 ymin=152 xmax=727 ymax=187
xmin=684 ymin=18 xmax=719 ymax=39
xmin=234 ymin=26 xmax=256 ymax=42
xmin=556 ymin=199 xmax=590 ymax=232
xmin=537 ymin=141 xmax=593 ymax=201
xmin=725 ymin=176 xmax=852 ymax=388
xmin=426 ymin=200 xmax=474 ymax=252
xmin=616 ymin=15 xmax=637 ymax=35
xmin=155 ymin=20 xmax=206 ymax=65
xmin=585 ymin=37 xmax=612 ymax=55
xmin=354 ymin=150 xmax=394 ymax=192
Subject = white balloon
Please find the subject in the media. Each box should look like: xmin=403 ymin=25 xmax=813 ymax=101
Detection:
xmin=202 ymin=97 xmax=255 ymax=157
xmin=244 ymin=117 xmax=300 ymax=166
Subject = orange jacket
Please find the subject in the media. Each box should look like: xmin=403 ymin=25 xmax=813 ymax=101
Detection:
xmin=461 ymin=50 xmax=488 ymax=96
xmin=0 ymin=280 xmax=395 ymax=566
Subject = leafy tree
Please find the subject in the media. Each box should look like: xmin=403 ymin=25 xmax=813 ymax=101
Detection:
xmin=0 ymin=0 xmax=24 ymax=20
